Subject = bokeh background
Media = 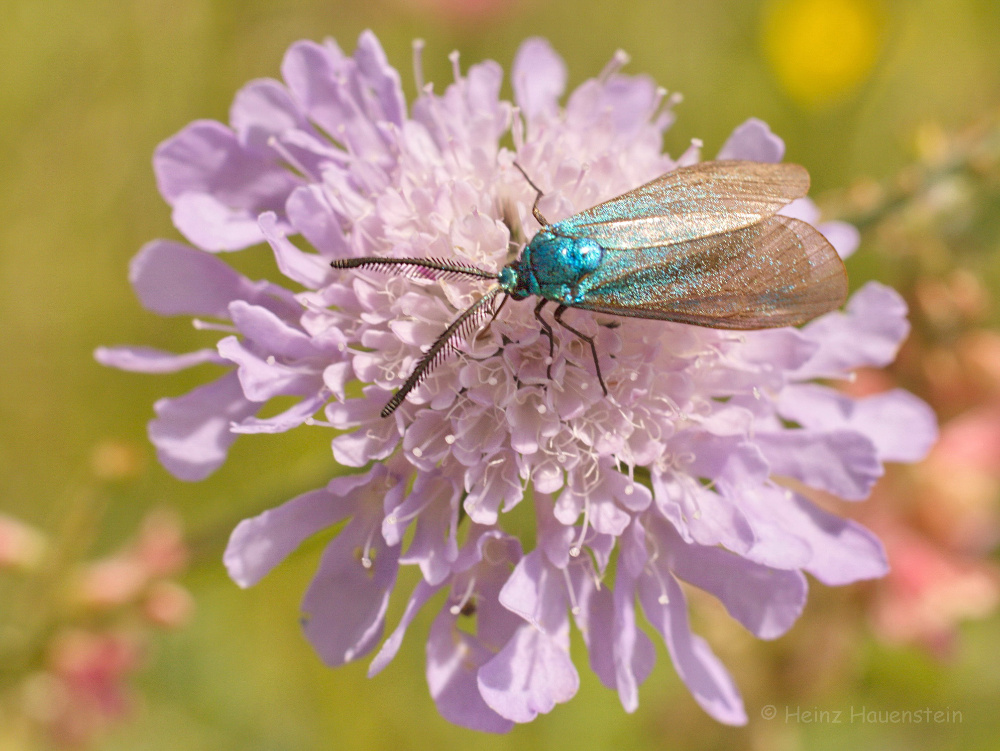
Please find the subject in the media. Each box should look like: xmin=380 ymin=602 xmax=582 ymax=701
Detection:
xmin=3 ymin=0 xmax=1000 ymax=749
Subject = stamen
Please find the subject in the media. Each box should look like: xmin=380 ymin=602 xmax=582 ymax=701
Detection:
xmin=450 ymin=575 xmax=477 ymax=615
xmin=599 ymin=49 xmax=631 ymax=81
xmin=267 ymin=135 xmax=317 ymax=181
xmin=646 ymin=532 xmax=661 ymax=564
xmin=406 ymin=408 xmax=460 ymax=460
xmin=654 ymin=391 xmax=682 ymax=417
xmin=642 ymin=534 xmax=671 ymax=605
xmin=562 ymin=567 xmax=581 ymax=616
xmin=578 ymin=546 xmax=604 ymax=593
xmin=360 ymin=528 xmax=377 ymax=569
xmin=411 ymin=39 xmax=425 ymax=92
xmin=511 ymin=107 xmax=525 ymax=151
xmin=448 ymin=50 xmax=462 ymax=85
xmin=653 ymin=89 xmax=680 ymax=129
xmin=676 ymin=474 xmax=706 ymax=523
xmin=652 ymin=86 xmax=668 ymax=112
xmin=569 ymin=503 xmax=591 ymax=558
xmin=192 ymin=319 xmax=237 ymax=333
xmin=385 ymin=492 xmax=434 ymax=528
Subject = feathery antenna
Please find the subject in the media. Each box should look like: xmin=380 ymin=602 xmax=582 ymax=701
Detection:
xmin=330 ymin=256 xmax=504 ymax=416
xmin=330 ymin=257 xmax=497 ymax=282
xmin=380 ymin=286 xmax=504 ymax=417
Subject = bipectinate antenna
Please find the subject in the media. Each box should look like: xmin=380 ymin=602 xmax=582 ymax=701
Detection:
xmin=330 ymin=256 xmax=497 ymax=282
xmin=381 ymin=285 xmax=504 ymax=417
xmin=330 ymin=256 xmax=503 ymax=416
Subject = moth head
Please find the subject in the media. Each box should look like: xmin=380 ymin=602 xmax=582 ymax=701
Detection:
xmin=498 ymin=265 xmax=530 ymax=300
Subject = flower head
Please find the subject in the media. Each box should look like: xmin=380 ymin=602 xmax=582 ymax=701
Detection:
xmin=98 ymin=32 xmax=936 ymax=730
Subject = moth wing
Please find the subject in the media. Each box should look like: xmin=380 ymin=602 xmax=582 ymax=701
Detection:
xmin=554 ymin=160 xmax=810 ymax=250
xmin=572 ymin=216 xmax=847 ymax=329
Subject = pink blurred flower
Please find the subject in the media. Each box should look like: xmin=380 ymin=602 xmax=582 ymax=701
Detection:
xmin=869 ymin=523 xmax=999 ymax=656
xmin=0 ymin=513 xmax=47 ymax=570
xmin=73 ymin=509 xmax=188 ymax=610
xmin=22 ymin=629 xmax=144 ymax=748
xmin=399 ymin=0 xmax=523 ymax=25
xmin=4 ymin=506 xmax=192 ymax=748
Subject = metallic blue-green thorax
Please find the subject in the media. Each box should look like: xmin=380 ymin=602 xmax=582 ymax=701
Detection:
xmin=499 ymin=229 xmax=604 ymax=305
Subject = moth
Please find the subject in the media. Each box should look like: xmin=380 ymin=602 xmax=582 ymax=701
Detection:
xmin=331 ymin=160 xmax=848 ymax=417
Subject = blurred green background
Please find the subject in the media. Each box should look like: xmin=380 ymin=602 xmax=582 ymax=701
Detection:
xmin=2 ymin=0 xmax=1000 ymax=749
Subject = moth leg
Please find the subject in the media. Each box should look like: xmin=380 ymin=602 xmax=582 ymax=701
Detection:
xmin=533 ymin=298 xmax=556 ymax=378
xmin=554 ymin=305 xmax=609 ymax=397
xmin=513 ymin=162 xmax=549 ymax=226
xmin=487 ymin=292 xmax=510 ymax=325
xmin=462 ymin=293 xmax=509 ymax=363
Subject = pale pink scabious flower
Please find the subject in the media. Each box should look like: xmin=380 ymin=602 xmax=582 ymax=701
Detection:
xmin=97 ymin=32 xmax=937 ymax=730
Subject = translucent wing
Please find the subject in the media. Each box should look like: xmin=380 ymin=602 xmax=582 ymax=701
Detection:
xmin=572 ymin=216 xmax=847 ymax=328
xmin=553 ymin=160 xmax=810 ymax=250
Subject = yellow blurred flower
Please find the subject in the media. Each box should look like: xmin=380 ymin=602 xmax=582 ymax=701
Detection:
xmin=763 ymin=0 xmax=882 ymax=107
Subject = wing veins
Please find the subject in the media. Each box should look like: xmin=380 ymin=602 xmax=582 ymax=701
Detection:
xmin=553 ymin=160 xmax=811 ymax=250
xmin=570 ymin=215 xmax=847 ymax=329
